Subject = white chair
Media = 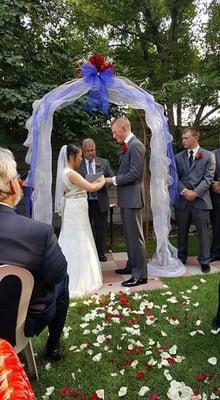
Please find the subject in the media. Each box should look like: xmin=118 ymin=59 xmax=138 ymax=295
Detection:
xmin=0 ymin=264 xmax=39 ymax=379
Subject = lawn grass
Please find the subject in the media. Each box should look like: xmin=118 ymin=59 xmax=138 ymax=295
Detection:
xmin=32 ymin=273 xmax=220 ymax=400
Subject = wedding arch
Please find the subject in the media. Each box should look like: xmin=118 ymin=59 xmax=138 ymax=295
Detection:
xmin=24 ymin=54 xmax=185 ymax=277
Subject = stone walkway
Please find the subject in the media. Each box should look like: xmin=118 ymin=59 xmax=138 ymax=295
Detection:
xmin=99 ymin=252 xmax=220 ymax=295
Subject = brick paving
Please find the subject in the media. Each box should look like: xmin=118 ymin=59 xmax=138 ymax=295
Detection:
xmin=98 ymin=252 xmax=220 ymax=295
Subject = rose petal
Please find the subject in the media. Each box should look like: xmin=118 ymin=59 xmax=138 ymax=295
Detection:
xmin=118 ymin=387 xmax=127 ymax=397
xmin=138 ymin=386 xmax=150 ymax=396
xmin=208 ymin=357 xmax=217 ymax=365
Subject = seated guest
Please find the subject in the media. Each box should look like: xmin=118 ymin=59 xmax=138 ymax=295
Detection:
xmin=212 ymin=283 xmax=220 ymax=331
xmin=0 ymin=147 xmax=69 ymax=361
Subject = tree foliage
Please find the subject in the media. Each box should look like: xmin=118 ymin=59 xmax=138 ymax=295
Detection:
xmin=0 ymin=0 xmax=219 ymax=148
xmin=68 ymin=0 xmax=220 ymax=140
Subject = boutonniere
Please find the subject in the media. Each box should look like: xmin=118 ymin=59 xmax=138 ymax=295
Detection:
xmin=95 ymin=161 xmax=101 ymax=167
xmin=195 ymin=151 xmax=203 ymax=160
xmin=120 ymin=143 xmax=128 ymax=153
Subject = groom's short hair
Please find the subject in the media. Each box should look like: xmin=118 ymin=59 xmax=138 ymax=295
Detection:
xmin=0 ymin=148 xmax=17 ymax=200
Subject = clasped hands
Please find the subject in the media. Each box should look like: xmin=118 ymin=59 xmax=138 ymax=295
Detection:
xmin=105 ymin=177 xmax=112 ymax=184
xmin=181 ymin=188 xmax=197 ymax=201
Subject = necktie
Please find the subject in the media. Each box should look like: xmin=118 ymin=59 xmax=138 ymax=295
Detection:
xmin=189 ymin=150 xmax=193 ymax=168
xmin=88 ymin=160 xmax=94 ymax=175
xmin=88 ymin=160 xmax=96 ymax=199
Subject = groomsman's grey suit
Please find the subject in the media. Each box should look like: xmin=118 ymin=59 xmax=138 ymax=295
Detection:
xmin=77 ymin=156 xmax=113 ymax=260
xmin=175 ymin=146 xmax=215 ymax=269
xmin=116 ymin=135 xmax=147 ymax=282
xmin=210 ymin=149 xmax=220 ymax=261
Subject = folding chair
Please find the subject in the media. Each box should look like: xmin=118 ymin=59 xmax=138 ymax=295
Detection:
xmin=0 ymin=265 xmax=38 ymax=379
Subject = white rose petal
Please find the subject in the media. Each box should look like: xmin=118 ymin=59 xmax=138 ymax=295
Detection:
xmin=167 ymin=297 xmax=178 ymax=304
xmin=189 ymin=331 xmax=197 ymax=336
xmin=97 ymin=334 xmax=105 ymax=344
xmin=164 ymin=369 xmax=172 ymax=381
xmin=161 ymin=330 xmax=167 ymax=337
xmin=80 ymin=323 xmax=89 ymax=328
xmin=193 ymin=302 xmax=199 ymax=307
xmin=45 ymin=387 xmax=55 ymax=396
xmin=45 ymin=363 xmax=51 ymax=371
xmin=69 ymin=302 xmax=77 ymax=307
xmin=93 ymin=353 xmax=102 ymax=362
xmin=118 ymin=387 xmax=127 ymax=397
xmin=96 ymin=389 xmax=104 ymax=399
xmin=210 ymin=393 xmax=219 ymax=399
xmin=192 ymin=285 xmax=198 ymax=290
xmin=131 ymin=360 xmax=139 ymax=368
xmin=200 ymin=278 xmax=206 ymax=283
xmin=169 ymin=345 xmax=177 ymax=355
xmin=138 ymin=386 xmax=150 ymax=396
xmin=120 ymin=369 xmax=125 ymax=375
xmin=195 ymin=320 xmax=201 ymax=326
xmin=208 ymin=357 xmax=217 ymax=365
xmin=211 ymin=328 xmax=220 ymax=335
xmin=111 ymin=373 xmax=117 ymax=377
xmin=71 ymin=373 xmax=76 ymax=380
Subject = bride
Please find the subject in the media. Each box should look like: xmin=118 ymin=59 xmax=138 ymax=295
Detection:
xmin=55 ymin=144 xmax=105 ymax=297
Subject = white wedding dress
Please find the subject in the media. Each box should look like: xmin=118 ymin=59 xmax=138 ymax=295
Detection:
xmin=58 ymin=167 xmax=103 ymax=297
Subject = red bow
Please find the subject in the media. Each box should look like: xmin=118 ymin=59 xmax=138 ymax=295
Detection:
xmin=120 ymin=143 xmax=128 ymax=153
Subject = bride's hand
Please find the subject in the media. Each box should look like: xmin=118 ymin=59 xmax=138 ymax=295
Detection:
xmin=94 ymin=175 xmax=105 ymax=190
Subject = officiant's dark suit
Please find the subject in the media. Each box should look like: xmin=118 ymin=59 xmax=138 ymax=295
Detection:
xmin=0 ymin=148 xmax=69 ymax=361
xmin=210 ymin=149 xmax=220 ymax=261
xmin=77 ymin=138 xmax=113 ymax=261
xmin=106 ymin=117 xmax=147 ymax=287
xmin=175 ymin=127 xmax=215 ymax=272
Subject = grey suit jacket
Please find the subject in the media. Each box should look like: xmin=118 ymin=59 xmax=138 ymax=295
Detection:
xmin=210 ymin=148 xmax=220 ymax=205
xmin=116 ymin=135 xmax=145 ymax=209
xmin=77 ymin=156 xmax=113 ymax=213
xmin=175 ymin=147 xmax=215 ymax=210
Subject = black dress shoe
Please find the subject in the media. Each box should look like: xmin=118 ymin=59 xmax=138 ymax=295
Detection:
xmin=201 ymin=264 xmax=211 ymax=273
xmin=115 ymin=267 xmax=131 ymax=275
xmin=99 ymin=255 xmax=107 ymax=262
xmin=212 ymin=317 xmax=220 ymax=331
xmin=121 ymin=277 xmax=148 ymax=287
xmin=46 ymin=345 xmax=63 ymax=362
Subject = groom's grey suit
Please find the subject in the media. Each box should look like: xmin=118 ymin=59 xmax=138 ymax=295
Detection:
xmin=116 ymin=135 xmax=147 ymax=279
xmin=175 ymin=147 xmax=215 ymax=265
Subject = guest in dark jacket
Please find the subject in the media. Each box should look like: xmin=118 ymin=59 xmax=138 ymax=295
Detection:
xmin=77 ymin=138 xmax=113 ymax=261
xmin=0 ymin=147 xmax=69 ymax=361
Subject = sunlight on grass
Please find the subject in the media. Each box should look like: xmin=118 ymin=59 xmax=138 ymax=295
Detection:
xmin=32 ymin=273 xmax=220 ymax=400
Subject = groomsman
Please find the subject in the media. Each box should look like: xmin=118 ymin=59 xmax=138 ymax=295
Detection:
xmin=105 ymin=117 xmax=147 ymax=287
xmin=175 ymin=127 xmax=215 ymax=273
xmin=210 ymin=148 xmax=220 ymax=261
xmin=77 ymin=138 xmax=113 ymax=262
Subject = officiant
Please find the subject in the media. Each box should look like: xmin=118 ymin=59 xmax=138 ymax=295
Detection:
xmin=77 ymin=138 xmax=113 ymax=262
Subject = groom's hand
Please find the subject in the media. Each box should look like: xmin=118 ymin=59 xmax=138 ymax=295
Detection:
xmin=105 ymin=177 xmax=113 ymax=184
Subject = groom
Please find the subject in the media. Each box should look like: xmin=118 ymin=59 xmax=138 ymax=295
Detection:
xmin=106 ymin=117 xmax=148 ymax=287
